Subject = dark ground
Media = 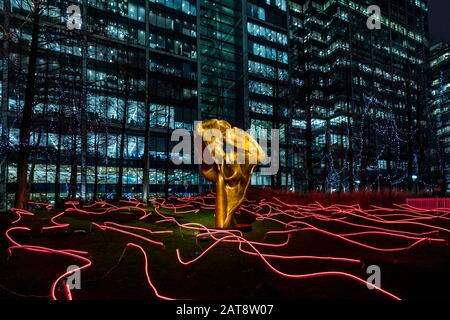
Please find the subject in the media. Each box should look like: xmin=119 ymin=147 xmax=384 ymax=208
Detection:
xmin=0 ymin=196 xmax=449 ymax=301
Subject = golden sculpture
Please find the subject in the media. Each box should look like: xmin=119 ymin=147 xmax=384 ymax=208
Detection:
xmin=197 ymin=119 xmax=266 ymax=229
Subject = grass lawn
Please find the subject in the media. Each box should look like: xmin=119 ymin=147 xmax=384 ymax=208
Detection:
xmin=1 ymin=195 xmax=449 ymax=300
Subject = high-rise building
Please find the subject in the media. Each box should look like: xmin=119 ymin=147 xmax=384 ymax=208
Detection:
xmin=289 ymin=0 xmax=437 ymax=192
xmin=0 ymin=0 xmax=294 ymax=210
xmin=245 ymin=0 xmax=291 ymax=188
xmin=0 ymin=0 xmax=437 ymax=209
xmin=199 ymin=0 xmax=243 ymax=124
xmin=199 ymin=0 xmax=293 ymax=189
xmin=1 ymin=0 xmax=201 ymax=209
xmin=431 ymin=42 xmax=450 ymax=194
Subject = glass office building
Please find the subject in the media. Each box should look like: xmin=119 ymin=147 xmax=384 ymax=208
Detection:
xmin=0 ymin=0 xmax=201 ymax=209
xmin=289 ymin=0 xmax=437 ymax=192
xmin=431 ymin=42 xmax=450 ymax=194
xmin=246 ymin=0 xmax=291 ymax=188
xmin=0 ymin=0 xmax=294 ymax=209
xmin=199 ymin=0 xmax=242 ymax=123
xmin=0 ymin=0 xmax=438 ymax=209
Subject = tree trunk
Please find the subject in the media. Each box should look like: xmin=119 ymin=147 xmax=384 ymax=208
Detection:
xmin=405 ymin=67 xmax=414 ymax=192
xmin=416 ymin=90 xmax=425 ymax=191
xmin=164 ymin=105 xmax=171 ymax=198
xmin=14 ymin=1 xmax=41 ymax=209
xmin=305 ymin=71 xmax=314 ymax=192
xmin=339 ymin=132 xmax=344 ymax=193
xmin=93 ymin=133 xmax=99 ymax=201
xmin=359 ymin=112 xmax=368 ymax=190
xmin=69 ymin=133 xmax=78 ymax=200
xmin=346 ymin=19 xmax=354 ymax=193
xmin=347 ymin=114 xmax=354 ymax=193
xmin=27 ymin=155 xmax=36 ymax=196
xmin=346 ymin=71 xmax=354 ymax=193
xmin=323 ymin=119 xmax=330 ymax=192
xmin=142 ymin=0 xmax=150 ymax=203
xmin=117 ymin=71 xmax=129 ymax=201
xmin=142 ymin=103 xmax=150 ymax=202
xmin=27 ymin=130 xmax=42 ymax=196
xmin=386 ymin=146 xmax=392 ymax=191
xmin=55 ymin=107 xmax=63 ymax=207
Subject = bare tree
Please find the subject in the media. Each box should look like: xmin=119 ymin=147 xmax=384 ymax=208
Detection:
xmin=116 ymin=66 xmax=130 ymax=201
xmin=14 ymin=0 xmax=42 ymax=209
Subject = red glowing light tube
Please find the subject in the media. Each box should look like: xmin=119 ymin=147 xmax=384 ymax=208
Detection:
xmin=5 ymin=194 xmax=450 ymax=301
xmin=103 ymin=221 xmax=174 ymax=235
xmin=126 ymin=243 xmax=176 ymax=300
xmin=10 ymin=208 xmax=35 ymax=224
xmin=176 ymin=234 xmax=401 ymax=300
xmin=6 ymin=244 xmax=92 ymax=300
xmin=92 ymin=223 xmax=165 ymax=247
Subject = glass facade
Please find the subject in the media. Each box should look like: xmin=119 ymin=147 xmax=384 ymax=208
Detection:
xmin=246 ymin=0 xmax=291 ymax=188
xmin=289 ymin=0 xmax=436 ymax=193
xmin=0 ymin=0 xmax=200 ymax=208
xmin=0 ymin=0 xmax=440 ymax=209
xmin=199 ymin=0 xmax=242 ymax=124
xmin=431 ymin=42 xmax=450 ymax=193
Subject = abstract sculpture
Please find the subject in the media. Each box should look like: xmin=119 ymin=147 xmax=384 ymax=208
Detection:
xmin=197 ymin=119 xmax=266 ymax=229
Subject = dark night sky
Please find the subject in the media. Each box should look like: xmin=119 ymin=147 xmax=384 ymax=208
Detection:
xmin=428 ymin=0 xmax=450 ymax=44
